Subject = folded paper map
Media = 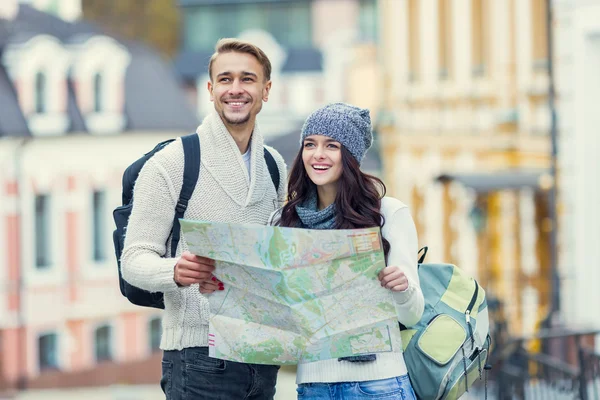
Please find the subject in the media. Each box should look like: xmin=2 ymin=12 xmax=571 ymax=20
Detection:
xmin=180 ymin=219 xmax=402 ymax=365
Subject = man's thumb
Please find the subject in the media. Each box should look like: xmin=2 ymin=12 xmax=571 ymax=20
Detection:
xmin=181 ymin=251 xmax=195 ymax=261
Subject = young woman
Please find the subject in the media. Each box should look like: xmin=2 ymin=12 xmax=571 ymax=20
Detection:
xmin=277 ymin=103 xmax=424 ymax=399
xmin=202 ymin=103 xmax=424 ymax=399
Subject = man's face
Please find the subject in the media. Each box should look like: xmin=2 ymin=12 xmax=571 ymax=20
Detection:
xmin=208 ymin=52 xmax=271 ymax=128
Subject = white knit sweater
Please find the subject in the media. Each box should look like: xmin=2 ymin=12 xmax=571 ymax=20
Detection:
xmin=121 ymin=111 xmax=287 ymax=351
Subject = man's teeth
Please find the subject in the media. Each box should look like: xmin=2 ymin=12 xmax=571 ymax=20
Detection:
xmin=228 ymin=102 xmax=245 ymax=106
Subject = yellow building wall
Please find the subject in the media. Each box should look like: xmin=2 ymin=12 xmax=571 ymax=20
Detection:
xmin=377 ymin=0 xmax=553 ymax=338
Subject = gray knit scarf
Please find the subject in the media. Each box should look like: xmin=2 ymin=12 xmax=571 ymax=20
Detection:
xmin=295 ymin=190 xmax=377 ymax=363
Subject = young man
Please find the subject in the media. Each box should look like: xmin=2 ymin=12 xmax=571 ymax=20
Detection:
xmin=121 ymin=39 xmax=287 ymax=400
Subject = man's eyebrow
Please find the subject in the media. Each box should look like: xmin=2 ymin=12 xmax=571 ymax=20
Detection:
xmin=216 ymin=71 xmax=258 ymax=79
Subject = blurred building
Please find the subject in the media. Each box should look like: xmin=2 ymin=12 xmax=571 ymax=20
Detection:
xmin=173 ymin=0 xmax=383 ymax=174
xmin=377 ymin=0 xmax=555 ymax=337
xmin=554 ymin=0 xmax=600 ymax=336
xmin=7 ymin=0 xmax=82 ymax=21
xmin=80 ymin=0 xmax=181 ymax=60
xmin=0 ymin=1 xmax=198 ymax=393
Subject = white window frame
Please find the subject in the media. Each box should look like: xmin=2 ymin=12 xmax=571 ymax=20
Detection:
xmin=34 ymin=70 xmax=48 ymax=114
xmin=1 ymin=34 xmax=71 ymax=136
xmin=91 ymin=188 xmax=108 ymax=263
xmin=29 ymin=324 xmax=70 ymax=376
xmin=37 ymin=331 xmax=60 ymax=371
xmin=33 ymin=193 xmax=52 ymax=269
xmin=21 ymin=177 xmax=66 ymax=288
xmin=93 ymin=71 xmax=104 ymax=113
xmin=82 ymin=181 xmax=118 ymax=279
xmin=69 ymin=35 xmax=131 ymax=135
xmin=148 ymin=315 xmax=162 ymax=354
xmin=92 ymin=322 xmax=115 ymax=364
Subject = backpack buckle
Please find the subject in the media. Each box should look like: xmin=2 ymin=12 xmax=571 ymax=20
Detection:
xmin=175 ymin=201 xmax=188 ymax=214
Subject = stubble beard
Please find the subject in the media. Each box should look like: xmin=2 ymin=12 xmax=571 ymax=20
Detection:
xmin=221 ymin=110 xmax=251 ymax=126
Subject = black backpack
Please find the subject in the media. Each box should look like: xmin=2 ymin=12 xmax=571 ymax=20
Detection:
xmin=112 ymin=133 xmax=281 ymax=309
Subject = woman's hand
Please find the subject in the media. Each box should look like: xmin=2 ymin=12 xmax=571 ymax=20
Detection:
xmin=378 ymin=266 xmax=409 ymax=292
xmin=199 ymin=275 xmax=224 ymax=294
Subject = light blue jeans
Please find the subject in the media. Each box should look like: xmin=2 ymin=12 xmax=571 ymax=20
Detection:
xmin=296 ymin=375 xmax=417 ymax=400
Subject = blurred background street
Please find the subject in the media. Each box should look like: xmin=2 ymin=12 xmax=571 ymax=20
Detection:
xmin=1 ymin=0 xmax=600 ymax=398
xmin=0 ymin=367 xmax=297 ymax=399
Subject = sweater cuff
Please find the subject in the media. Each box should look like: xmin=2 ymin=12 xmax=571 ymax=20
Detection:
xmin=392 ymin=282 xmax=414 ymax=305
xmin=126 ymin=255 xmax=181 ymax=293
xmin=158 ymin=258 xmax=182 ymax=292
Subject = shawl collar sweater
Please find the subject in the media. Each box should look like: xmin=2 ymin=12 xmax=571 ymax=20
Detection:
xmin=121 ymin=110 xmax=287 ymax=350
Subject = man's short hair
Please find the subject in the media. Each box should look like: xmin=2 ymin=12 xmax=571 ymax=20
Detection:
xmin=208 ymin=38 xmax=272 ymax=82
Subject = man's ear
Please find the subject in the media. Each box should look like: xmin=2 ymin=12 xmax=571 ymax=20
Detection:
xmin=207 ymin=80 xmax=214 ymax=102
xmin=262 ymin=80 xmax=272 ymax=102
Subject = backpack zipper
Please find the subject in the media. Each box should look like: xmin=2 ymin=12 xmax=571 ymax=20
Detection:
xmin=466 ymin=280 xmax=479 ymax=320
xmin=465 ymin=280 xmax=479 ymax=346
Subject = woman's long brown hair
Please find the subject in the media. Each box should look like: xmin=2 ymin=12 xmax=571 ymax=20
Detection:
xmin=278 ymin=145 xmax=390 ymax=258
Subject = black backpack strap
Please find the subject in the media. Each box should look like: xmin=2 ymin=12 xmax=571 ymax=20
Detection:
xmin=263 ymin=147 xmax=280 ymax=191
xmin=170 ymin=134 xmax=201 ymax=257
xmin=122 ymin=139 xmax=175 ymax=205
xmin=418 ymin=246 xmax=428 ymax=264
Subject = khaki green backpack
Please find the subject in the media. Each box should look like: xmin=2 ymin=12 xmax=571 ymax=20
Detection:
xmin=401 ymin=247 xmax=492 ymax=399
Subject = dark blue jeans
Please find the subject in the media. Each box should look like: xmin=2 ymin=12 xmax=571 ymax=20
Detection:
xmin=161 ymin=347 xmax=280 ymax=400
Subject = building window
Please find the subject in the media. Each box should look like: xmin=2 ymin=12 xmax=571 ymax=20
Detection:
xmin=149 ymin=317 xmax=161 ymax=352
xmin=358 ymin=0 xmax=379 ymax=43
xmin=471 ymin=0 xmax=488 ymax=77
xmin=92 ymin=190 xmax=106 ymax=262
xmin=35 ymin=71 xmax=47 ymax=114
xmin=38 ymin=333 xmax=59 ymax=370
xmin=93 ymin=72 xmax=103 ymax=113
xmin=438 ymin=0 xmax=453 ymax=80
xmin=183 ymin=1 xmax=311 ymax=51
xmin=94 ymin=325 xmax=112 ymax=362
xmin=35 ymin=194 xmax=51 ymax=268
xmin=407 ymin=0 xmax=420 ymax=82
xmin=531 ymin=0 xmax=548 ymax=70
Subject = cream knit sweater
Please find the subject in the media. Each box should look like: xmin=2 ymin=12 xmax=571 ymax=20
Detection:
xmin=121 ymin=111 xmax=287 ymax=351
xmin=295 ymin=198 xmax=424 ymax=383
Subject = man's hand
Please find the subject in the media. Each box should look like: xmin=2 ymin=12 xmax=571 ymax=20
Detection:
xmin=378 ymin=266 xmax=409 ymax=292
xmin=174 ymin=251 xmax=215 ymax=286
xmin=199 ymin=276 xmax=224 ymax=294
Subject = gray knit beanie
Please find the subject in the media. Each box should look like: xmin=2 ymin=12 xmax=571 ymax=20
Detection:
xmin=300 ymin=102 xmax=373 ymax=164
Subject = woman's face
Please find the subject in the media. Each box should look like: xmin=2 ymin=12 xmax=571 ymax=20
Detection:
xmin=302 ymin=135 xmax=343 ymax=189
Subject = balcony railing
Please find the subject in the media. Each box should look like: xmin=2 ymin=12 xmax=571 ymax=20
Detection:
xmin=468 ymin=325 xmax=600 ymax=399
